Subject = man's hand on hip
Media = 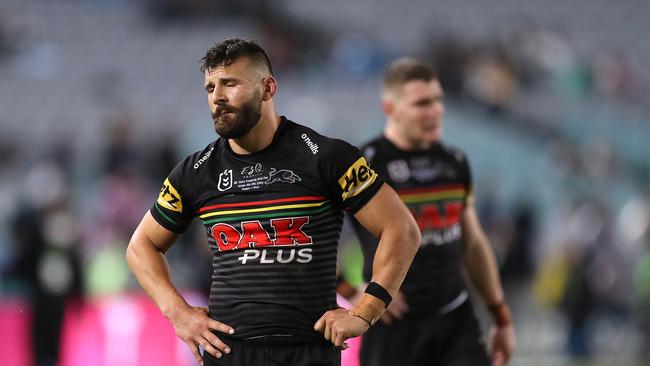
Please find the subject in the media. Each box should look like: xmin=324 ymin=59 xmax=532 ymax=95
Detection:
xmin=170 ymin=305 xmax=235 ymax=365
xmin=314 ymin=308 xmax=370 ymax=349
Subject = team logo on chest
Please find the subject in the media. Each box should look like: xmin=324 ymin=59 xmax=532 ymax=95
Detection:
xmin=387 ymin=160 xmax=410 ymax=183
xmin=217 ymin=164 xmax=302 ymax=192
xmin=265 ymin=168 xmax=301 ymax=184
xmin=217 ymin=169 xmax=233 ymax=192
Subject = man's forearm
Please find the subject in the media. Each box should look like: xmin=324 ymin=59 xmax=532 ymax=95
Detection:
xmin=463 ymin=237 xmax=505 ymax=306
xmin=348 ymin=184 xmax=421 ymax=325
xmin=370 ymin=223 xmax=421 ymax=296
xmin=126 ymin=237 xmax=189 ymax=319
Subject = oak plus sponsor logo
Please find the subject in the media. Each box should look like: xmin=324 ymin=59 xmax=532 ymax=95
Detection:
xmin=301 ymin=133 xmax=319 ymax=154
xmin=210 ymin=216 xmax=314 ymax=264
xmin=217 ymin=169 xmax=233 ymax=192
xmin=338 ymin=157 xmax=377 ymax=201
xmin=237 ymin=248 xmax=313 ymax=264
xmin=194 ymin=147 xmax=214 ymax=170
xmin=409 ymin=201 xmax=464 ymax=246
xmin=420 ymin=225 xmax=462 ymax=246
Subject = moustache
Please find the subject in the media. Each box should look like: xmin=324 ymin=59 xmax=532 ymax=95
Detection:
xmin=213 ymin=104 xmax=237 ymax=118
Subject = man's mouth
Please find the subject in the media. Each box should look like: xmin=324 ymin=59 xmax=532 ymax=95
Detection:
xmin=214 ymin=106 xmax=235 ymax=118
xmin=213 ymin=111 xmax=230 ymax=121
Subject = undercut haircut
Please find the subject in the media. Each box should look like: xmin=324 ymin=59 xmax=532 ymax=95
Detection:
xmin=383 ymin=57 xmax=438 ymax=96
xmin=200 ymin=38 xmax=274 ymax=76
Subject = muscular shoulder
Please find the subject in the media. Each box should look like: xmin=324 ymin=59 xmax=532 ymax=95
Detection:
xmin=170 ymin=140 xmax=219 ymax=182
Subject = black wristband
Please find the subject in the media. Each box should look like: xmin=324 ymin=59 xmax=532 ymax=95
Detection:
xmin=365 ymin=282 xmax=392 ymax=307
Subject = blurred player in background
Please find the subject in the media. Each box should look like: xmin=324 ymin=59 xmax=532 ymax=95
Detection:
xmin=126 ymin=38 xmax=421 ymax=366
xmin=344 ymin=57 xmax=516 ymax=366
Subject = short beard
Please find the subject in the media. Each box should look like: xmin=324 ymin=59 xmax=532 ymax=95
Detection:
xmin=214 ymin=91 xmax=263 ymax=139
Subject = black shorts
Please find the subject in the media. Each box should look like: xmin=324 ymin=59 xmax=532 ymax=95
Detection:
xmin=359 ymin=300 xmax=489 ymax=366
xmin=203 ymin=335 xmax=340 ymax=366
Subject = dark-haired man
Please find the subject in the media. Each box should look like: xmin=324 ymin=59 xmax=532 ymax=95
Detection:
xmin=126 ymin=39 xmax=420 ymax=366
xmin=347 ymin=57 xmax=516 ymax=366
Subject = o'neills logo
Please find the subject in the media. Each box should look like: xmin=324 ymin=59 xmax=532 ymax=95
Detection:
xmin=301 ymin=133 xmax=319 ymax=154
xmin=194 ymin=146 xmax=214 ymax=169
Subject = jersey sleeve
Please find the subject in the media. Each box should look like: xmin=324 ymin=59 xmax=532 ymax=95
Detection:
xmin=319 ymin=138 xmax=384 ymax=214
xmin=150 ymin=158 xmax=195 ymax=233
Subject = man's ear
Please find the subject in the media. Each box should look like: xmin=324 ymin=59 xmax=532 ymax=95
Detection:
xmin=382 ymin=98 xmax=394 ymax=117
xmin=262 ymin=76 xmax=277 ymax=101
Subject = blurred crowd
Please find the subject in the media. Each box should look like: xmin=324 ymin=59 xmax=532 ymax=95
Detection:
xmin=1 ymin=1 xmax=649 ymax=365
xmin=0 ymin=114 xmax=214 ymax=365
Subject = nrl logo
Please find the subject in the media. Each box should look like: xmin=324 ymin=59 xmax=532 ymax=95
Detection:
xmin=265 ymin=168 xmax=301 ymax=184
xmin=217 ymin=169 xmax=233 ymax=191
xmin=387 ymin=160 xmax=410 ymax=183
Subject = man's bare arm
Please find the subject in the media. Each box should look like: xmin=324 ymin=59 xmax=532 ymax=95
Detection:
xmin=353 ymin=183 xmax=421 ymax=297
xmin=461 ymin=206 xmax=516 ymax=366
xmin=126 ymin=211 xmax=184 ymax=317
xmin=126 ymin=211 xmax=234 ymax=365
xmin=315 ymin=183 xmax=421 ymax=347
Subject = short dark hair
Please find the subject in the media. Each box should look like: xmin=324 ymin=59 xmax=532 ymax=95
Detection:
xmin=383 ymin=57 xmax=438 ymax=94
xmin=200 ymin=38 xmax=273 ymax=75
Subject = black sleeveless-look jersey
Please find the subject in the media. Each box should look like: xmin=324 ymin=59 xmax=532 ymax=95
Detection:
xmin=352 ymin=136 xmax=473 ymax=317
xmin=150 ymin=117 xmax=383 ymax=340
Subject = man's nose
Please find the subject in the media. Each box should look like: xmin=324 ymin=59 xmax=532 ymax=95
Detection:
xmin=430 ymin=102 xmax=443 ymax=117
xmin=210 ymin=85 xmax=227 ymax=104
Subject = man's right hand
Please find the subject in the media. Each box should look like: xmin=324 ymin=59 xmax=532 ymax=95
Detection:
xmin=169 ymin=305 xmax=235 ymax=365
xmin=380 ymin=290 xmax=409 ymax=325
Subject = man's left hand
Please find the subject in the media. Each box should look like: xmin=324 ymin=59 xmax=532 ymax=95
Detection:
xmin=489 ymin=323 xmax=516 ymax=366
xmin=314 ymin=308 xmax=370 ymax=349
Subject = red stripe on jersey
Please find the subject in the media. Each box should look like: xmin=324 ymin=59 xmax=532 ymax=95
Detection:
xmin=198 ymin=195 xmax=327 ymax=213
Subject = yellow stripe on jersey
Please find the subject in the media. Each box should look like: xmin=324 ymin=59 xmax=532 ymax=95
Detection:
xmin=199 ymin=200 xmax=329 ymax=219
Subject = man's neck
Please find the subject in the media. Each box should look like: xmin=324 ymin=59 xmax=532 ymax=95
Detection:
xmin=383 ymin=123 xmax=432 ymax=151
xmin=229 ymin=113 xmax=281 ymax=154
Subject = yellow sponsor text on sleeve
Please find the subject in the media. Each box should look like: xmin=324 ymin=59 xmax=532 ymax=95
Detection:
xmin=157 ymin=178 xmax=183 ymax=212
xmin=338 ymin=157 xmax=378 ymax=201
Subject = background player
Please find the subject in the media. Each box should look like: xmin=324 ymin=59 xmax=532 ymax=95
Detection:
xmin=126 ymin=39 xmax=421 ymax=366
xmin=346 ymin=57 xmax=516 ymax=366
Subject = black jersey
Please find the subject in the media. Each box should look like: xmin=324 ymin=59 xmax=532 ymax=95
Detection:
xmin=352 ymin=136 xmax=473 ymax=317
xmin=150 ymin=117 xmax=383 ymax=340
